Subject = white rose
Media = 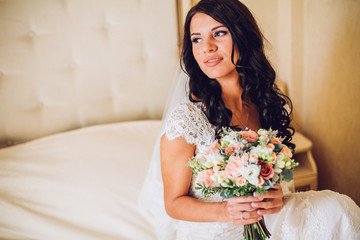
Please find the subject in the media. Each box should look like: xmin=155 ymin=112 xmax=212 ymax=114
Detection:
xmin=240 ymin=165 xmax=260 ymax=186
xmin=274 ymin=153 xmax=286 ymax=173
xmin=276 ymin=152 xmax=287 ymax=162
xmin=204 ymin=154 xmax=224 ymax=168
xmin=257 ymin=129 xmax=269 ymax=136
xmin=222 ymin=135 xmax=235 ymax=144
xmin=210 ymin=173 xmax=222 ymax=187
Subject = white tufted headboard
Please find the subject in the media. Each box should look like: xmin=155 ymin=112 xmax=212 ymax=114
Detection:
xmin=0 ymin=0 xmax=179 ymax=146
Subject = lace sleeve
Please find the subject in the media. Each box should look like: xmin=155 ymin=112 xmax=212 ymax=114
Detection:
xmin=163 ymin=100 xmax=215 ymax=152
xmin=163 ymin=102 xmax=197 ymax=144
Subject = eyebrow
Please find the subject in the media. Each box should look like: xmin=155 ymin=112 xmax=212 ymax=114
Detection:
xmin=190 ymin=25 xmax=226 ymax=36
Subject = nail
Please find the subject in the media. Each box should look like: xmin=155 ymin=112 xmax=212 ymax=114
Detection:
xmin=251 ymin=203 xmax=258 ymax=207
xmin=257 ymin=210 xmax=261 ymax=215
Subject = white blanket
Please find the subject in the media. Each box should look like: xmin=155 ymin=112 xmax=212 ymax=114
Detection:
xmin=0 ymin=120 xmax=161 ymax=240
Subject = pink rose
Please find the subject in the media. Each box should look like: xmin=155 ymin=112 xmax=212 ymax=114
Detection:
xmin=242 ymin=130 xmax=259 ymax=142
xmin=281 ymin=145 xmax=293 ymax=158
xmin=196 ymin=169 xmax=215 ymax=187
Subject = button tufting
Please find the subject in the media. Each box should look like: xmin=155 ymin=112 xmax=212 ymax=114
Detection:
xmin=28 ymin=30 xmax=36 ymax=38
xmin=0 ymin=72 xmax=4 ymax=79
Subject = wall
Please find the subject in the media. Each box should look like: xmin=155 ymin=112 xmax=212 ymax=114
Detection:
xmin=299 ymin=0 xmax=360 ymax=206
xmin=240 ymin=0 xmax=360 ymax=205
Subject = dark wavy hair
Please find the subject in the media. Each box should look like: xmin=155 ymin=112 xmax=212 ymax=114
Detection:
xmin=181 ymin=0 xmax=295 ymax=148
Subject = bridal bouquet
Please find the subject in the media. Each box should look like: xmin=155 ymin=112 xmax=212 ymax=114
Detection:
xmin=186 ymin=128 xmax=298 ymax=240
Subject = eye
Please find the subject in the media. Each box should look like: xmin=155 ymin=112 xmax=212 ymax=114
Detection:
xmin=191 ymin=37 xmax=202 ymax=43
xmin=214 ymin=30 xmax=228 ymax=38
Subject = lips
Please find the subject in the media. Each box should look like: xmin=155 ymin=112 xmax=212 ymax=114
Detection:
xmin=204 ymin=57 xmax=223 ymax=67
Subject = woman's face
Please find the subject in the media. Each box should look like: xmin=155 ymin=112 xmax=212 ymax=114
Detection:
xmin=190 ymin=12 xmax=239 ymax=81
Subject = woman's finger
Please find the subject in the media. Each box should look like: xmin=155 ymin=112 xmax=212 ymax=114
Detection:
xmin=251 ymin=197 xmax=283 ymax=210
xmin=227 ymin=202 xmax=255 ymax=212
xmin=228 ymin=195 xmax=264 ymax=204
xmin=257 ymin=206 xmax=283 ymax=215
xmin=228 ymin=209 xmax=260 ymax=219
xmin=231 ymin=215 xmax=263 ymax=226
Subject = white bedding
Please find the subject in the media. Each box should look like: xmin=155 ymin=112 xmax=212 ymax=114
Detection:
xmin=0 ymin=120 xmax=161 ymax=240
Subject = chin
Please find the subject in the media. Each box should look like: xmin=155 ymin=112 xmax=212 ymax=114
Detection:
xmin=202 ymin=69 xmax=223 ymax=79
xmin=201 ymin=66 xmax=237 ymax=80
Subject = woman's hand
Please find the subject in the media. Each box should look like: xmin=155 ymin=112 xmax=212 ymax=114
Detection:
xmin=224 ymin=185 xmax=284 ymax=226
xmin=252 ymin=185 xmax=284 ymax=216
xmin=224 ymin=195 xmax=263 ymax=225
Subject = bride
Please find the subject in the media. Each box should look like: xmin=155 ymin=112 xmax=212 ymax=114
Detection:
xmin=140 ymin=0 xmax=360 ymax=239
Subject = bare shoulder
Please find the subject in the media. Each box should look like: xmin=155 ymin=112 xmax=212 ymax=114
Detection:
xmin=160 ymin=134 xmax=195 ymax=163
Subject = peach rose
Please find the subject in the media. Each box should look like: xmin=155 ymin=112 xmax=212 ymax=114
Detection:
xmin=249 ymin=153 xmax=259 ymax=164
xmin=224 ymin=156 xmax=245 ymax=180
xmin=241 ymin=152 xmax=249 ymax=163
xmin=219 ymin=170 xmax=232 ymax=181
xmin=281 ymin=145 xmax=293 ymax=158
xmin=225 ymin=143 xmax=243 ymax=155
xmin=267 ymin=143 xmax=275 ymax=150
xmin=213 ymin=165 xmax=221 ymax=172
xmin=271 ymin=137 xmax=281 ymax=144
xmin=206 ymin=141 xmax=221 ymax=155
xmin=270 ymin=152 xmax=277 ymax=164
xmin=241 ymin=130 xmax=259 ymax=142
xmin=235 ymin=176 xmax=247 ymax=186
xmin=260 ymin=162 xmax=275 ymax=180
xmin=196 ymin=169 xmax=215 ymax=187
xmin=257 ymin=177 xmax=265 ymax=187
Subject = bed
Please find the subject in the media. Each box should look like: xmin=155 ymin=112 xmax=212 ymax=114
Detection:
xmin=0 ymin=0 xmax=180 ymax=239
xmin=0 ymin=121 xmax=161 ymax=239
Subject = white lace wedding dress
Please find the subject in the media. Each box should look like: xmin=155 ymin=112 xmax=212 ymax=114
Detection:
xmin=141 ymin=97 xmax=360 ymax=240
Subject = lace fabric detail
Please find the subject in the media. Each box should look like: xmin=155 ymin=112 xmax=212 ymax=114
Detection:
xmin=164 ymin=98 xmax=215 ymax=154
xmin=266 ymin=190 xmax=360 ymax=240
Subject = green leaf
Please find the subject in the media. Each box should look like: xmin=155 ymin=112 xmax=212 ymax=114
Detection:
xmin=274 ymin=144 xmax=283 ymax=152
xmin=281 ymin=169 xmax=294 ymax=182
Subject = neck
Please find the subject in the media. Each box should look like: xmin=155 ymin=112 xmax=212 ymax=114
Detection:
xmin=216 ymin=75 xmax=244 ymax=111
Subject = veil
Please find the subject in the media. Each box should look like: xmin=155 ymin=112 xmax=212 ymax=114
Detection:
xmin=139 ymin=62 xmax=189 ymax=240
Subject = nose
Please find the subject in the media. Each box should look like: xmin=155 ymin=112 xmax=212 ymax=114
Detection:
xmin=202 ymin=38 xmax=217 ymax=54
